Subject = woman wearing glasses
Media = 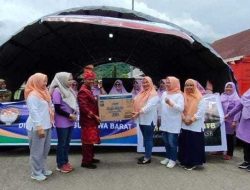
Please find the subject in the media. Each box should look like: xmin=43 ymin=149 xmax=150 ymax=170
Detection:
xmin=178 ymin=79 xmax=207 ymax=170
xmin=109 ymin=79 xmax=128 ymax=94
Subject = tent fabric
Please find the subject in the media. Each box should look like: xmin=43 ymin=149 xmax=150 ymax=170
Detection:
xmin=0 ymin=6 xmax=234 ymax=92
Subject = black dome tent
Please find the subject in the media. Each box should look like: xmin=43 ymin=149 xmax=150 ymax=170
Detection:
xmin=0 ymin=6 xmax=234 ymax=92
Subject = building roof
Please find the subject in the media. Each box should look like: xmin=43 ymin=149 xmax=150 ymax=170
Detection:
xmin=212 ymin=29 xmax=250 ymax=59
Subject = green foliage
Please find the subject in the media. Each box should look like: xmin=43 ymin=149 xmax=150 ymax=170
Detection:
xmin=94 ymin=62 xmax=130 ymax=79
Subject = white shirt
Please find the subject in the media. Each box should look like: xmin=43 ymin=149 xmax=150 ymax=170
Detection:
xmin=181 ymin=98 xmax=207 ymax=132
xmin=138 ymin=96 xmax=160 ymax=126
xmin=26 ymin=94 xmax=52 ymax=131
xmin=159 ymin=92 xmax=184 ymax=134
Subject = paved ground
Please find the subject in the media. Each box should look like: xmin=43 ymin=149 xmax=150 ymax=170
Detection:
xmin=0 ymin=146 xmax=250 ymax=190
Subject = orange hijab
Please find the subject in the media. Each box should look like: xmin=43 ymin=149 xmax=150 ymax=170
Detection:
xmin=24 ymin=73 xmax=51 ymax=102
xmin=133 ymin=76 xmax=158 ymax=112
xmin=166 ymin=76 xmax=181 ymax=94
xmin=183 ymin=79 xmax=202 ymax=117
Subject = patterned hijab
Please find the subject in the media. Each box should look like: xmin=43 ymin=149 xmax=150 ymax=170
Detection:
xmin=166 ymin=76 xmax=181 ymax=95
xmin=183 ymin=79 xmax=202 ymax=117
xmin=49 ymin=72 xmax=78 ymax=111
xmin=133 ymin=76 xmax=158 ymax=112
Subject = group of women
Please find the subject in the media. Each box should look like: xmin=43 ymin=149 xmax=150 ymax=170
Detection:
xmin=23 ymin=71 xmax=250 ymax=181
xmin=133 ymin=76 xmax=206 ymax=170
xmin=134 ymin=76 xmax=250 ymax=172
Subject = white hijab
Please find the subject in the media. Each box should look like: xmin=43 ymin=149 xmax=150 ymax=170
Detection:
xmin=49 ymin=72 xmax=78 ymax=111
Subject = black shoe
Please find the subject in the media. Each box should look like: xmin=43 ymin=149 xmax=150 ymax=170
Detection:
xmin=137 ymin=159 xmax=151 ymax=164
xmin=81 ymin=163 xmax=97 ymax=169
xmin=92 ymin=158 xmax=100 ymax=163
xmin=247 ymin=165 xmax=250 ymax=172
xmin=238 ymin=162 xmax=250 ymax=169
xmin=137 ymin=156 xmax=144 ymax=162
xmin=184 ymin=165 xmax=196 ymax=171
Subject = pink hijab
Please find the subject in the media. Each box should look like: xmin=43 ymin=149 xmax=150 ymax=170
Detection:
xmin=109 ymin=79 xmax=128 ymax=94
xmin=133 ymin=76 xmax=158 ymax=112
xmin=166 ymin=76 xmax=181 ymax=94
xmin=25 ymin=73 xmax=54 ymax=123
xmin=24 ymin=73 xmax=51 ymax=102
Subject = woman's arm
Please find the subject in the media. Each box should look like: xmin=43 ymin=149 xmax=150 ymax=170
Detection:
xmin=140 ymin=96 xmax=160 ymax=114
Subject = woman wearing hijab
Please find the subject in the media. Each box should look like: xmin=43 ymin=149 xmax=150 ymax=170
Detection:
xmin=225 ymin=88 xmax=250 ymax=171
xmin=49 ymin=72 xmax=78 ymax=173
xmin=221 ymin=82 xmax=241 ymax=160
xmin=109 ymin=79 xmax=128 ymax=94
xmin=157 ymin=79 xmax=166 ymax=97
xmin=132 ymin=76 xmax=159 ymax=164
xmin=25 ymin=73 xmax=54 ymax=181
xmin=159 ymin=76 xmax=184 ymax=168
xmin=131 ymin=79 xmax=142 ymax=98
xmin=178 ymin=79 xmax=207 ymax=170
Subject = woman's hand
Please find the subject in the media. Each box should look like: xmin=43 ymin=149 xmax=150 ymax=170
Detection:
xmin=131 ymin=111 xmax=139 ymax=119
xmin=94 ymin=115 xmax=101 ymax=124
xmin=165 ymin=98 xmax=173 ymax=107
xmin=69 ymin=114 xmax=77 ymax=121
xmin=224 ymin=114 xmax=229 ymax=120
xmin=37 ymin=126 xmax=45 ymax=138
xmin=231 ymin=121 xmax=237 ymax=128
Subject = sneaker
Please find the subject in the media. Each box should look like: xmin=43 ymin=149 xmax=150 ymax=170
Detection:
xmin=247 ymin=165 xmax=250 ymax=172
xmin=66 ymin=163 xmax=74 ymax=170
xmin=223 ymin=155 xmax=232 ymax=160
xmin=238 ymin=162 xmax=250 ymax=169
xmin=137 ymin=159 xmax=151 ymax=164
xmin=92 ymin=158 xmax=100 ymax=163
xmin=160 ymin=158 xmax=169 ymax=165
xmin=184 ymin=165 xmax=196 ymax=171
xmin=81 ymin=163 xmax=97 ymax=169
xmin=43 ymin=170 xmax=53 ymax=176
xmin=31 ymin=174 xmax=47 ymax=181
xmin=166 ymin=160 xmax=176 ymax=168
xmin=137 ymin=156 xmax=144 ymax=162
xmin=58 ymin=164 xmax=72 ymax=173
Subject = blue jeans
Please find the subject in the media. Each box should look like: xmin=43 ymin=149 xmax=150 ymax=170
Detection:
xmin=140 ymin=123 xmax=155 ymax=159
xmin=162 ymin=132 xmax=178 ymax=161
xmin=56 ymin=126 xmax=73 ymax=168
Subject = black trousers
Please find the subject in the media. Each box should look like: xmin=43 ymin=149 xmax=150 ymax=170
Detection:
xmin=226 ymin=134 xmax=235 ymax=156
xmin=243 ymin=142 xmax=250 ymax=163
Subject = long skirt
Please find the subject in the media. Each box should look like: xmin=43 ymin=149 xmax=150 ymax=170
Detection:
xmin=178 ymin=129 xmax=205 ymax=166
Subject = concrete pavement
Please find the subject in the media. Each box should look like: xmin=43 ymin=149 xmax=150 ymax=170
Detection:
xmin=0 ymin=147 xmax=249 ymax=190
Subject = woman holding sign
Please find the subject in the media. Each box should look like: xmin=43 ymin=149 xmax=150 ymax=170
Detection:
xmin=178 ymin=79 xmax=207 ymax=170
xmin=132 ymin=76 xmax=159 ymax=164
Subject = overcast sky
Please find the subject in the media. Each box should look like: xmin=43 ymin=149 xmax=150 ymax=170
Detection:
xmin=0 ymin=0 xmax=250 ymax=45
